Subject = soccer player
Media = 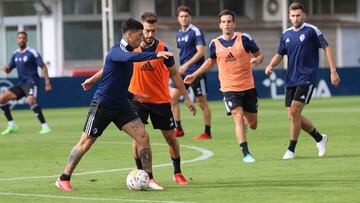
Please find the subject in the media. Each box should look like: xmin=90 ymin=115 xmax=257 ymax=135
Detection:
xmin=170 ymin=5 xmax=212 ymax=140
xmin=55 ymin=18 xmax=173 ymax=191
xmin=82 ymin=13 xmax=196 ymax=190
xmin=0 ymin=31 xmax=52 ymax=135
xmin=265 ymin=2 xmax=341 ymax=159
xmin=184 ymin=10 xmax=264 ymax=163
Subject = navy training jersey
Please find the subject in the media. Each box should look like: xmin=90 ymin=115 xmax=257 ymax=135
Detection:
xmin=176 ymin=24 xmax=205 ymax=76
xmin=94 ymin=39 xmax=158 ymax=107
xmin=8 ymin=47 xmax=44 ymax=85
xmin=140 ymin=39 xmax=175 ymax=68
xmin=277 ymin=23 xmax=329 ymax=87
xmin=209 ymin=32 xmax=260 ymax=59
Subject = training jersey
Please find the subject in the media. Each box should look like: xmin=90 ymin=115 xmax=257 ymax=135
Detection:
xmin=176 ymin=24 xmax=205 ymax=76
xmin=94 ymin=39 xmax=159 ymax=107
xmin=209 ymin=32 xmax=259 ymax=92
xmin=129 ymin=39 xmax=174 ymax=104
xmin=277 ymin=23 xmax=329 ymax=87
xmin=8 ymin=47 xmax=44 ymax=85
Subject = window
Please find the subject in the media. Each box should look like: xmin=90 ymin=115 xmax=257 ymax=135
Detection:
xmin=199 ymin=0 xmax=219 ymax=16
xmin=63 ymin=0 xmax=75 ymax=15
xmin=334 ymin=0 xmax=356 ymax=14
xmin=3 ymin=1 xmax=36 ymax=16
xmin=175 ymin=0 xmax=196 ymax=15
xmin=155 ymin=0 xmax=173 ymax=16
xmin=77 ymin=0 xmax=95 ymax=14
xmin=114 ymin=0 xmax=130 ymax=13
xmin=223 ymin=0 xmax=244 ymax=16
xmin=313 ymin=0 xmax=330 ymax=15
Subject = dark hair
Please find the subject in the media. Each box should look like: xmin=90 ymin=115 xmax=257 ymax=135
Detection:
xmin=141 ymin=12 xmax=157 ymax=24
xmin=177 ymin=5 xmax=191 ymax=16
xmin=17 ymin=31 xmax=27 ymax=38
xmin=289 ymin=2 xmax=306 ymax=13
xmin=218 ymin=10 xmax=236 ymax=22
xmin=122 ymin=18 xmax=144 ymax=34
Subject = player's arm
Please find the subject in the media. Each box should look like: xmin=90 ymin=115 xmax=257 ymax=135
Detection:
xmin=0 ymin=65 xmax=14 ymax=74
xmin=169 ymin=66 xmax=196 ymax=115
xmin=81 ymin=68 xmax=103 ymax=91
xmin=324 ymin=45 xmax=340 ymax=87
xmin=250 ymin=51 xmax=264 ymax=68
xmin=111 ymin=49 xmax=173 ymax=62
xmin=183 ymin=58 xmax=216 ymax=84
xmin=40 ymin=64 xmax=52 ymax=92
xmin=178 ymin=45 xmax=205 ymax=74
xmin=265 ymin=54 xmax=283 ymax=75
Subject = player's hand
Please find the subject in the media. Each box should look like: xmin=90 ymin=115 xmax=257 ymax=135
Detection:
xmin=265 ymin=65 xmax=273 ymax=75
xmin=157 ymin=51 xmax=173 ymax=59
xmin=0 ymin=66 xmax=11 ymax=73
xmin=330 ymin=71 xmax=341 ymax=87
xmin=184 ymin=99 xmax=196 ymax=116
xmin=178 ymin=64 xmax=188 ymax=74
xmin=183 ymin=74 xmax=195 ymax=84
xmin=250 ymin=58 xmax=258 ymax=68
xmin=45 ymin=82 xmax=52 ymax=92
xmin=81 ymin=78 xmax=96 ymax=91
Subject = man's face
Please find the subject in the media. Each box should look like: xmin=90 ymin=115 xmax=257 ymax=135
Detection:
xmin=177 ymin=11 xmax=191 ymax=27
xmin=289 ymin=9 xmax=305 ymax=28
xmin=219 ymin=15 xmax=235 ymax=35
xmin=142 ymin=22 xmax=156 ymax=46
xmin=127 ymin=29 xmax=144 ymax=48
xmin=17 ymin=33 xmax=27 ymax=49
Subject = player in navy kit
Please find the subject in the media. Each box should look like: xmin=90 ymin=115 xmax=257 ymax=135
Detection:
xmin=55 ymin=18 xmax=173 ymax=191
xmin=170 ymin=5 xmax=212 ymax=140
xmin=0 ymin=31 xmax=52 ymax=135
xmin=265 ymin=2 xmax=341 ymax=159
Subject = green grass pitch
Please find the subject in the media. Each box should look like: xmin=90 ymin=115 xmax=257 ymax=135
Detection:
xmin=0 ymin=96 xmax=359 ymax=203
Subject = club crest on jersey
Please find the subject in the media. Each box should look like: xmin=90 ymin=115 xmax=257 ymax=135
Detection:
xmin=299 ymin=34 xmax=305 ymax=42
xmin=286 ymin=38 xmax=290 ymax=43
xmin=23 ymin=56 xmax=28 ymax=62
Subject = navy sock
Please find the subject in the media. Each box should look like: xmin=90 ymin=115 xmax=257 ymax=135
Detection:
xmin=59 ymin=173 xmax=71 ymax=181
xmin=31 ymin=105 xmax=46 ymax=124
xmin=171 ymin=157 xmax=181 ymax=174
xmin=288 ymin=140 xmax=298 ymax=152
xmin=175 ymin=121 xmax=183 ymax=130
xmin=134 ymin=158 xmax=143 ymax=169
xmin=240 ymin=142 xmax=250 ymax=157
xmin=309 ymin=128 xmax=323 ymax=142
xmin=205 ymin=125 xmax=211 ymax=135
xmin=1 ymin=104 xmax=13 ymax=121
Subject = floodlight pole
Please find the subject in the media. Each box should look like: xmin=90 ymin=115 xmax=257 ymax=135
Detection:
xmin=101 ymin=0 xmax=114 ymax=59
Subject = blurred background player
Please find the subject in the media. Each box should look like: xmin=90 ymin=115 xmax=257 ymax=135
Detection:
xmin=55 ymin=18 xmax=173 ymax=191
xmin=184 ymin=10 xmax=264 ymax=163
xmin=265 ymin=2 xmax=340 ymax=160
xmin=0 ymin=31 xmax=52 ymax=135
xmin=170 ymin=5 xmax=212 ymax=140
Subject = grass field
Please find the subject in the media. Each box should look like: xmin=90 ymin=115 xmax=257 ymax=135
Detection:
xmin=0 ymin=96 xmax=359 ymax=203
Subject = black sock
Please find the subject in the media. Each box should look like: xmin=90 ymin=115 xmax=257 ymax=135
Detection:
xmin=1 ymin=104 xmax=13 ymax=121
xmin=31 ymin=105 xmax=46 ymax=124
xmin=59 ymin=173 xmax=71 ymax=181
xmin=288 ymin=140 xmax=298 ymax=152
xmin=134 ymin=158 xmax=143 ymax=169
xmin=171 ymin=157 xmax=181 ymax=174
xmin=175 ymin=120 xmax=183 ymax=130
xmin=205 ymin=125 xmax=211 ymax=135
xmin=147 ymin=172 xmax=153 ymax=179
xmin=240 ymin=142 xmax=250 ymax=157
xmin=309 ymin=128 xmax=323 ymax=142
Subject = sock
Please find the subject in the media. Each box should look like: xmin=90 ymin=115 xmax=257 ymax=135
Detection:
xmin=309 ymin=128 xmax=323 ymax=143
xmin=8 ymin=120 xmax=16 ymax=127
xmin=171 ymin=157 xmax=181 ymax=174
xmin=134 ymin=158 xmax=143 ymax=169
xmin=240 ymin=142 xmax=250 ymax=157
xmin=148 ymin=172 xmax=153 ymax=179
xmin=1 ymin=104 xmax=13 ymax=121
xmin=205 ymin=125 xmax=211 ymax=135
xmin=59 ymin=173 xmax=71 ymax=181
xmin=42 ymin=123 xmax=50 ymax=129
xmin=288 ymin=140 xmax=298 ymax=152
xmin=175 ymin=120 xmax=183 ymax=130
xmin=31 ymin=104 xmax=46 ymax=124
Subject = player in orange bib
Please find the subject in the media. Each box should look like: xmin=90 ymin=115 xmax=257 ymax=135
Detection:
xmin=184 ymin=10 xmax=264 ymax=163
xmin=82 ymin=12 xmax=195 ymax=189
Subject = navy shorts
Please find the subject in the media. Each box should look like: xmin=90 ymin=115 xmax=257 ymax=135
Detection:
xmin=9 ymin=83 xmax=38 ymax=99
xmin=223 ymin=88 xmax=258 ymax=115
xmin=285 ymin=84 xmax=315 ymax=107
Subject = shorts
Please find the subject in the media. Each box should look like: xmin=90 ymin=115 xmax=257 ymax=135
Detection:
xmin=285 ymin=84 xmax=314 ymax=107
xmin=223 ymin=88 xmax=258 ymax=115
xmin=178 ymin=74 xmax=207 ymax=97
xmin=9 ymin=83 xmax=38 ymax=99
xmin=83 ymin=99 xmax=138 ymax=137
xmin=130 ymin=101 xmax=175 ymax=130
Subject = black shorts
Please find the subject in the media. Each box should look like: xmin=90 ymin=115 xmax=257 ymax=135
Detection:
xmin=285 ymin=84 xmax=315 ymax=107
xmin=82 ymin=99 xmax=139 ymax=137
xmin=9 ymin=83 xmax=38 ymax=99
xmin=223 ymin=88 xmax=258 ymax=115
xmin=130 ymin=101 xmax=175 ymax=130
xmin=182 ymin=74 xmax=207 ymax=97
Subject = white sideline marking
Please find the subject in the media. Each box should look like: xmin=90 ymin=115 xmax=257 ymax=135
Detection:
xmin=0 ymin=192 xmax=195 ymax=203
xmin=0 ymin=142 xmax=214 ymax=182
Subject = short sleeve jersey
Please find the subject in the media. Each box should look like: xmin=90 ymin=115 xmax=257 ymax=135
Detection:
xmin=277 ymin=23 xmax=329 ymax=87
xmin=176 ymin=24 xmax=205 ymax=76
xmin=8 ymin=47 xmax=44 ymax=85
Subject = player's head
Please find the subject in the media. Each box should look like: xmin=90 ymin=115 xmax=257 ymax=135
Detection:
xmin=288 ymin=2 xmax=306 ymax=28
xmin=140 ymin=12 xmax=157 ymax=46
xmin=218 ymin=10 xmax=236 ymax=36
xmin=177 ymin=6 xmax=192 ymax=28
xmin=122 ymin=18 xmax=144 ymax=48
xmin=17 ymin=31 xmax=27 ymax=49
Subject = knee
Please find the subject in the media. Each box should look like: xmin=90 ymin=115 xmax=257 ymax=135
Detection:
xmin=197 ymin=101 xmax=208 ymax=111
xmin=248 ymin=121 xmax=258 ymax=130
xmin=27 ymin=98 xmax=37 ymax=106
xmin=288 ymin=109 xmax=300 ymax=121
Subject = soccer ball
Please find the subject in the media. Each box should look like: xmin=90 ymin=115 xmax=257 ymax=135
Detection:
xmin=126 ymin=169 xmax=150 ymax=191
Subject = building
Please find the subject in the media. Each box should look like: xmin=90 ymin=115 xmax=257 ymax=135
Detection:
xmin=1 ymin=0 xmax=360 ymax=78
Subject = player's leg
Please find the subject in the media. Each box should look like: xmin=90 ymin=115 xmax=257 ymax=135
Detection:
xmin=170 ymin=87 xmax=184 ymax=137
xmin=0 ymin=87 xmax=20 ymax=135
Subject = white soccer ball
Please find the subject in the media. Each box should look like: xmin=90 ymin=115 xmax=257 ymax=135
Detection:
xmin=126 ymin=169 xmax=150 ymax=191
